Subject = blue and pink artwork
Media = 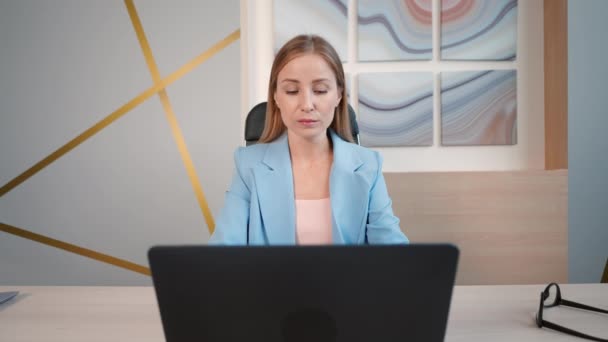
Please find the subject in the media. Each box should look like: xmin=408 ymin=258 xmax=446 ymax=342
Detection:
xmin=441 ymin=0 xmax=518 ymax=60
xmin=441 ymin=70 xmax=517 ymax=145
xmin=274 ymin=0 xmax=348 ymax=61
xmin=358 ymin=72 xmax=433 ymax=147
xmin=358 ymin=0 xmax=433 ymax=61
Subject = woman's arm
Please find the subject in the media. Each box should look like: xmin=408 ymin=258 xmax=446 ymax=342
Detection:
xmin=208 ymin=148 xmax=251 ymax=245
xmin=366 ymin=152 xmax=409 ymax=244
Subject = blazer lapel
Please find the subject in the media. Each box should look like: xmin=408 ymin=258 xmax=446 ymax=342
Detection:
xmin=329 ymin=131 xmax=367 ymax=244
xmin=253 ymin=134 xmax=297 ymax=244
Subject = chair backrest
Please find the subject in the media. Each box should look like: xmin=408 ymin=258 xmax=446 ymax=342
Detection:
xmin=244 ymin=102 xmax=360 ymax=146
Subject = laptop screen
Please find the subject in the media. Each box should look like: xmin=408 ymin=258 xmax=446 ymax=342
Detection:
xmin=149 ymin=244 xmax=458 ymax=342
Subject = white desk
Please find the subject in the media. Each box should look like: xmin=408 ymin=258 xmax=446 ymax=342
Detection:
xmin=1 ymin=284 xmax=606 ymax=341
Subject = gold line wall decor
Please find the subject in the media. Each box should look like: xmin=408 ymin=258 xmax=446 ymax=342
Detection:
xmin=0 ymin=223 xmax=151 ymax=276
xmin=1 ymin=4 xmax=239 ymax=277
xmin=0 ymin=28 xmax=240 ymax=198
xmin=125 ymin=0 xmax=215 ymax=232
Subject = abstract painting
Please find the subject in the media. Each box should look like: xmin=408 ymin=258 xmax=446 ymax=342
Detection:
xmin=274 ymin=0 xmax=348 ymax=61
xmin=358 ymin=0 xmax=432 ymax=61
xmin=441 ymin=0 xmax=517 ymax=60
xmin=358 ymin=72 xmax=433 ymax=147
xmin=441 ymin=70 xmax=517 ymax=145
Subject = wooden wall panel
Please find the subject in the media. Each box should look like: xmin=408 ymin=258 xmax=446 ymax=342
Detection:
xmin=385 ymin=170 xmax=568 ymax=285
xmin=544 ymin=0 xmax=568 ymax=169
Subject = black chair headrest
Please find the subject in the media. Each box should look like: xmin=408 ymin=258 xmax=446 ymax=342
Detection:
xmin=244 ymin=102 xmax=359 ymax=145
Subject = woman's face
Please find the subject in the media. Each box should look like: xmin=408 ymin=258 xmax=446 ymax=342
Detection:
xmin=274 ymin=53 xmax=342 ymax=143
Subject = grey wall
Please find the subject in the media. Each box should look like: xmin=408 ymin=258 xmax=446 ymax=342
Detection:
xmin=568 ymin=0 xmax=608 ymax=283
xmin=0 ymin=0 xmax=241 ymax=285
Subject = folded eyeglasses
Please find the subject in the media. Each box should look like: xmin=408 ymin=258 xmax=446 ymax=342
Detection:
xmin=536 ymin=283 xmax=608 ymax=341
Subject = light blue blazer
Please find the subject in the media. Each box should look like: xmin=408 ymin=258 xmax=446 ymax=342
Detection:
xmin=209 ymin=130 xmax=409 ymax=245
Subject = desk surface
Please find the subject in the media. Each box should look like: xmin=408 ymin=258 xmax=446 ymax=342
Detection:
xmin=0 ymin=284 xmax=606 ymax=341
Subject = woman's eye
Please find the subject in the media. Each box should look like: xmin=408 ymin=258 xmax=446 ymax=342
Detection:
xmin=286 ymin=90 xmax=298 ymax=95
xmin=314 ymin=90 xmax=328 ymax=94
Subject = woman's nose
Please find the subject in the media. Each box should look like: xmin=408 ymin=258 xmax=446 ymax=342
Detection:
xmin=299 ymin=90 xmax=314 ymax=112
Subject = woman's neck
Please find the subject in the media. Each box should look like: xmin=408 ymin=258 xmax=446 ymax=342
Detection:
xmin=287 ymin=131 xmax=332 ymax=162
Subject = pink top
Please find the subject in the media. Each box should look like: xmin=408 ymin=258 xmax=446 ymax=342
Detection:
xmin=295 ymin=198 xmax=333 ymax=245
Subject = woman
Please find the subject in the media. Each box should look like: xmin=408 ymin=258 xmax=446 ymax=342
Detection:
xmin=210 ymin=34 xmax=408 ymax=245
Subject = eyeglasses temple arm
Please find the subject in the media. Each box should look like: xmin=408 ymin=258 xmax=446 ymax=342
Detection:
xmin=542 ymin=319 xmax=608 ymax=342
xmin=561 ymin=299 xmax=608 ymax=314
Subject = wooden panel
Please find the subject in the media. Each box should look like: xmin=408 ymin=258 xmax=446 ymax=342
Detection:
xmin=385 ymin=170 xmax=568 ymax=285
xmin=544 ymin=0 xmax=568 ymax=169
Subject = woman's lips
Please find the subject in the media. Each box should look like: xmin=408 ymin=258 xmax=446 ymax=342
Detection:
xmin=297 ymin=119 xmax=319 ymax=127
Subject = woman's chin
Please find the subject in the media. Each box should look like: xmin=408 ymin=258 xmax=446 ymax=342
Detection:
xmin=288 ymin=128 xmax=328 ymax=142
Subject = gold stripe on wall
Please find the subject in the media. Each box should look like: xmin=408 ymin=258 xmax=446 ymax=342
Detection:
xmin=0 ymin=28 xmax=240 ymax=198
xmin=0 ymin=223 xmax=150 ymax=276
xmin=125 ymin=0 xmax=215 ymax=232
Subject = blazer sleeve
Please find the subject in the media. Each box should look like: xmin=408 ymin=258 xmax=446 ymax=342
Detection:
xmin=208 ymin=148 xmax=251 ymax=245
xmin=366 ymin=152 xmax=409 ymax=244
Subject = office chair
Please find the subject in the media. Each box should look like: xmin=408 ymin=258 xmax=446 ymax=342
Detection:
xmin=244 ymin=102 xmax=360 ymax=146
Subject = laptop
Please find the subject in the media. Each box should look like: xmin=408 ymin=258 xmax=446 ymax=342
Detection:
xmin=148 ymin=244 xmax=459 ymax=342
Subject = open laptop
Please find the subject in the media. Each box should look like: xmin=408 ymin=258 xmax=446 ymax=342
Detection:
xmin=148 ymin=244 xmax=459 ymax=342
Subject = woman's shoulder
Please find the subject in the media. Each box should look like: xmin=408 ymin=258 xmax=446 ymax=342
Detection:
xmin=232 ymin=142 xmax=271 ymax=166
xmin=347 ymin=142 xmax=380 ymax=160
xmin=333 ymin=134 xmax=382 ymax=167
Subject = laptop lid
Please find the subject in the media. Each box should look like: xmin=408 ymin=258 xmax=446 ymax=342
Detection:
xmin=148 ymin=244 xmax=459 ymax=342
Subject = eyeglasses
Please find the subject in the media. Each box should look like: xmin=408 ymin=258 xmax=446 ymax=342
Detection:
xmin=536 ymin=283 xmax=608 ymax=341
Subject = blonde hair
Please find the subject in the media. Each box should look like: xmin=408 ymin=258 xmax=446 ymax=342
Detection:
xmin=259 ymin=34 xmax=353 ymax=143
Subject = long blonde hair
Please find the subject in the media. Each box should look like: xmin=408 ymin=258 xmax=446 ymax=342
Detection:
xmin=259 ymin=35 xmax=353 ymax=143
